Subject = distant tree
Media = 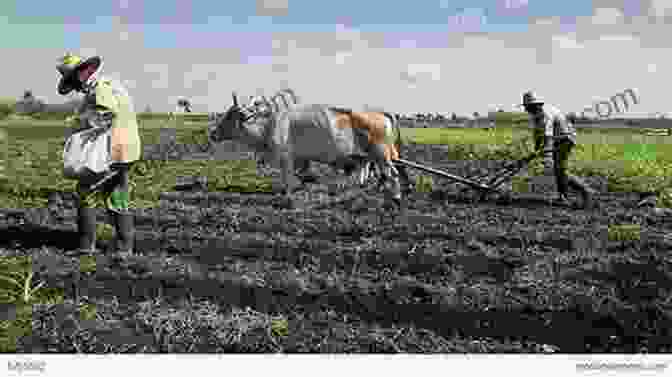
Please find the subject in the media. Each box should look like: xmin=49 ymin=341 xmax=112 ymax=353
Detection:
xmin=144 ymin=105 xmax=152 ymax=113
xmin=473 ymin=111 xmax=480 ymax=118
xmin=15 ymin=89 xmax=44 ymax=114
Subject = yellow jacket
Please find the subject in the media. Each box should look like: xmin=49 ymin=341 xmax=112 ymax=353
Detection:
xmin=75 ymin=77 xmax=142 ymax=163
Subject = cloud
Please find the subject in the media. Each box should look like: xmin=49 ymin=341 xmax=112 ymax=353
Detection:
xmin=495 ymin=0 xmax=529 ymax=16
xmin=400 ymin=63 xmax=442 ymax=88
xmin=2 ymin=2 xmax=672 ymax=117
xmin=501 ymin=0 xmax=528 ymax=9
xmin=447 ymin=8 xmax=488 ymax=32
xmin=649 ymin=0 xmax=672 ymax=18
xmin=111 ymin=0 xmax=146 ymax=25
xmin=591 ymin=8 xmax=625 ymax=25
xmin=551 ymin=34 xmax=584 ymax=50
xmin=334 ymin=51 xmax=352 ymax=66
xmin=256 ymin=0 xmax=289 ymax=17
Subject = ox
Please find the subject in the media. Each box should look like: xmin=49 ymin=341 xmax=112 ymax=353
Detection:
xmin=242 ymin=89 xmax=392 ymax=186
xmin=208 ymin=92 xmax=412 ymax=205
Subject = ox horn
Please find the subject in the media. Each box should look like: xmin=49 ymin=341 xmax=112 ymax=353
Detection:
xmin=232 ymin=92 xmax=238 ymax=107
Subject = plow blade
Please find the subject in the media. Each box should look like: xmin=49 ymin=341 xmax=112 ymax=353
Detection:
xmin=393 ymin=158 xmax=495 ymax=192
xmin=480 ymin=151 xmax=542 ymax=191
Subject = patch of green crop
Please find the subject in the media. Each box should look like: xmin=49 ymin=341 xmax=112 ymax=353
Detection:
xmin=271 ymin=318 xmax=289 ymax=337
xmin=415 ymin=175 xmax=434 ymax=193
xmin=0 ymin=119 xmax=271 ymax=209
xmin=96 ymin=223 xmax=115 ymax=241
xmin=608 ymin=224 xmax=641 ymax=242
xmin=78 ymin=255 xmax=97 ymax=275
xmin=0 ymin=255 xmax=66 ymax=352
xmin=400 ymin=126 xmax=672 ymax=206
xmin=0 ymin=255 xmax=101 ymax=351
xmin=0 ymin=256 xmax=48 ymax=304
xmin=511 ymin=176 xmax=530 ymax=193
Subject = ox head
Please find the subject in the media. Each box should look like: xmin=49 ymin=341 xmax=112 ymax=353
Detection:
xmin=208 ymin=92 xmax=257 ymax=143
xmin=247 ymin=95 xmax=275 ymax=116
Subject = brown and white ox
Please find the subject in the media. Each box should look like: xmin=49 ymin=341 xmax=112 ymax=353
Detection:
xmin=208 ymin=92 xmax=412 ymax=205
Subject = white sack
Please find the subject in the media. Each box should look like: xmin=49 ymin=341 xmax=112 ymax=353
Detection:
xmin=63 ymin=127 xmax=112 ymax=179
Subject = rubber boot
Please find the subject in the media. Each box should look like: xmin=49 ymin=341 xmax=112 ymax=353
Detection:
xmin=567 ymin=175 xmax=595 ymax=210
xmin=111 ymin=211 xmax=135 ymax=258
xmin=74 ymin=206 xmax=98 ymax=255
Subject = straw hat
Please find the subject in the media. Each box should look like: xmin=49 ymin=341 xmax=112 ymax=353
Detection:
xmin=56 ymin=53 xmax=102 ymax=95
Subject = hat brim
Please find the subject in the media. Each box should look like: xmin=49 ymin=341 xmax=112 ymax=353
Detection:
xmin=57 ymin=56 xmax=101 ymax=95
xmin=521 ymin=102 xmax=544 ymax=109
xmin=521 ymin=99 xmax=544 ymax=106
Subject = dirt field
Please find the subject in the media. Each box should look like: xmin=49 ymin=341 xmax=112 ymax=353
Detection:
xmin=1 ymin=142 xmax=671 ymax=353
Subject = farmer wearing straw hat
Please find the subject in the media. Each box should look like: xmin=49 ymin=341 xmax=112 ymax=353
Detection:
xmin=521 ymin=91 xmax=595 ymax=209
xmin=57 ymin=53 xmax=141 ymax=257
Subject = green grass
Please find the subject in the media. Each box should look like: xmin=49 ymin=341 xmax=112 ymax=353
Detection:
xmin=400 ymin=126 xmax=672 ymax=201
xmin=0 ymin=98 xmax=15 ymax=120
xmin=607 ymin=224 xmax=641 ymax=242
xmin=0 ymin=255 xmax=80 ymax=352
xmin=0 ymin=118 xmax=271 ymax=209
xmin=415 ymin=175 xmax=434 ymax=193
xmin=2 ymin=119 xmax=672 ymax=208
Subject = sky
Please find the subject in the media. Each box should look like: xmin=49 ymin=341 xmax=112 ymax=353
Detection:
xmin=0 ymin=0 xmax=669 ymax=116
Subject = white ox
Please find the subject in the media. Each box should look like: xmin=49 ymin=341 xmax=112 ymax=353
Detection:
xmin=243 ymin=89 xmax=385 ymax=186
xmin=208 ymin=92 xmax=412 ymax=205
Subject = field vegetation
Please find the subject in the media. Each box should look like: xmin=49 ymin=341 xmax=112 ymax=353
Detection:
xmin=0 ymin=109 xmax=671 ymax=353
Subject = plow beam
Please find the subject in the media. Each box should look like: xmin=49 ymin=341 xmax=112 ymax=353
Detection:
xmin=393 ymin=158 xmax=494 ymax=192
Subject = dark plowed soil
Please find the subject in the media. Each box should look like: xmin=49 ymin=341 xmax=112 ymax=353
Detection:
xmin=1 ymin=143 xmax=671 ymax=353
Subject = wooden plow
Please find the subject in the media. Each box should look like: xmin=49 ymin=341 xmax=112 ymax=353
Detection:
xmin=392 ymin=150 xmax=542 ymax=196
xmin=393 ymin=158 xmax=494 ymax=192
xmin=463 ymin=150 xmax=542 ymax=191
